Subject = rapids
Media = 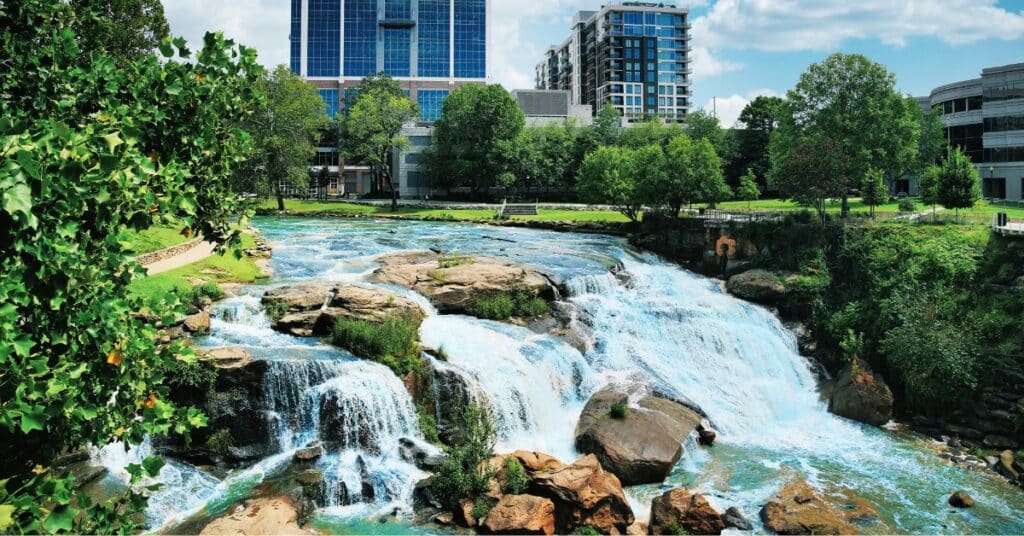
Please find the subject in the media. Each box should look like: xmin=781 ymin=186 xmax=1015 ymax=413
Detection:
xmin=105 ymin=217 xmax=1024 ymax=534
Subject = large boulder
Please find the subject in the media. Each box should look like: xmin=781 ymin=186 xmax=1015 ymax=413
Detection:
xmin=648 ymin=488 xmax=725 ymax=535
xmin=760 ymin=480 xmax=883 ymax=535
xmin=182 ymin=311 xmax=211 ymax=334
xmin=372 ymin=252 xmax=554 ymax=315
xmin=574 ymin=390 xmax=702 ymax=485
xmin=482 ymin=494 xmax=556 ymax=535
xmin=199 ymin=496 xmax=312 ymax=535
xmin=726 ymin=270 xmax=787 ymax=304
xmin=266 ymin=284 xmax=425 ymax=337
xmin=531 ymin=454 xmax=634 ymax=534
xmin=262 ymin=284 xmax=330 ymax=313
xmin=828 ymin=359 xmax=894 ymax=426
xmin=200 ymin=347 xmax=253 ymax=369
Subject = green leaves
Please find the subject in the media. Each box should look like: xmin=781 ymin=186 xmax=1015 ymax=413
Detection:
xmin=0 ymin=504 xmax=15 ymax=531
xmin=42 ymin=505 xmax=77 ymax=533
xmin=2 ymin=182 xmax=32 ymax=218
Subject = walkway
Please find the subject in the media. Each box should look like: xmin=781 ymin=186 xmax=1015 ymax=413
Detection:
xmin=995 ymin=221 xmax=1024 ymax=237
xmin=141 ymin=240 xmax=218 ymax=275
xmin=896 ymin=207 xmax=946 ymax=221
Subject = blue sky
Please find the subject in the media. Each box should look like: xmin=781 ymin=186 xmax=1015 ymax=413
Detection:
xmin=164 ymin=0 xmax=1024 ymax=126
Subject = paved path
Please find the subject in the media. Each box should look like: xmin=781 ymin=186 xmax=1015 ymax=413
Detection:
xmin=144 ymin=240 xmax=218 ymax=275
xmin=896 ymin=207 xmax=946 ymax=221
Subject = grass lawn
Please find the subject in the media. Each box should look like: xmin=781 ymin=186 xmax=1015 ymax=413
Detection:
xmin=257 ymin=199 xmax=633 ymax=223
xmin=129 ymin=231 xmax=263 ymax=303
xmin=121 ymin=224 xmax=193 ymax=254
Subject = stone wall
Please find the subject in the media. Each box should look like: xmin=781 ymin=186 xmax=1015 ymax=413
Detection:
xmin=632 ymin=214 xmax=761 ymax=275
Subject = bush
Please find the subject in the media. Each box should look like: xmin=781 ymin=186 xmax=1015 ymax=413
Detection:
xmin=467 ymin=286 xmax=551 ymax=320
xmin=177 ymin=282 xmax=226 ymax=309
xmin=571 ymin=527 xmax=601 ymax=536
xmin=898 ymin=198 xmax=917 ymax=213
xmin=264 ymin=299 xmax=291 ymax=322
xmin=503 ymin=457 xmax=530 ymax=495
xmin=608 ymin=401 xmax=629 ymax=419
xmin=331 ymin=315 xmax=421 ymax=376
xmin=430 ymin=404 xmax=497 ymax=510
xmin=472 ymin=496 xmax=496 ymax=521
xmin=206 ymin=429 xmax=233 ymax=456
xmin=417 ymin=404 xmax=440 ymax=445
xmin=438 ymin=255 xmax=474 ymax=269
xmin=167 ymin=358 xmax=217 ymax=393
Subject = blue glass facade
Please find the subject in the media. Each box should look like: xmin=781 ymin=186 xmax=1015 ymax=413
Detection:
xmin=418 ymin=89 xmax=449 ymax=122
xmin=344 ymin=0 xmax=377 ymax=77
xmin=384 ymin=0 xmax=411 ymax=19
xmin=383 ymin=28 xmax=411 ymax=77
xmin=454 ymin=0 xmax=486 ymax=79
xmin=319 ymin=89 xmax=340 ymax=118
xmin=290 ymin=0 xmax=301 ymax=73
xmin=418 ymin=0 xmax=450 ymax=78
xmin=307 ymin=0 xmax=340 ymax=77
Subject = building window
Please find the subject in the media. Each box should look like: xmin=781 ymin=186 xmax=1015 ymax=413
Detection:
xmin=344 ymin=0 xmax=377 ymax=77
xmin=407 ymin=171 xmax=424 ymax=188
xmin=307 ymin=0 xmax=340 ymax=77
xmin=405 ymin=152 xmax=423 ymax=164
xmin=383 ymin=28 xmax=411 ymax=76
xmin=418 ymin=0 xmax=451 ymax=77
xmin=410 ymin=135 xmax=433 ymax=146
xmin=454 ymin=0 xmax=486 ymax=78
xmin=289 ymin=0 xmax=301 ymax=73
xmin=319 ymin=89 xmax=340 ymax=118
xmin=418 ymin=89 xmax=449 ymax=122
xmin=385 ymin=0 xmax=411 ymax=19
xmin=983 ymin=115 xmax=1024 ymax=133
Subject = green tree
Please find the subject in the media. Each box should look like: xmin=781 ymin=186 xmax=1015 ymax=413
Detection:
xmin=240 ymin=65 xmax=329 ymax=211
xmin=916 ymin=105 xmax=948 ymax=173
xmin=736 ymin=96 xmax=786 ymax=183
xmin=342 ymin=74 xmax=418 ymax=211
xmin=769 ymin=133 xmax=850 ymax=222
xmin=780 ymin=53 xmax=920 ymax=214
xmin=0 ymin=1 xmax=262 ymax=531
xmin=937 ymin=147 xmax=982 ymax=220
xmin=430 ymin=404 xmax=497 ymax=510
xmin=862 ymin=168 xmax=888 ymax=217
xmin=919 ymin=164 xmax=941 ymax=218
xmin=621 ymin=118 xmax=682 ymax=149
xmin=659 ymin=135 xmax=727 ymax=214
xmin=70 ymin=0 xmax=170 ymax=64
xmin=685 ymin=109 xmax=736 ymax=162
xmin=736 ymin=169 xmax=762 ymax=211
xmin=429 ymin=84 xmax=525 ymax=196
xmin=578 ymin=146 xmax=644 ymax=222
xmin=593 ymin=103 xmax=623 ymax=146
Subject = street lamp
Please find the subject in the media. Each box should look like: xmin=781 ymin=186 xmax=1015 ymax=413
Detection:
xmin=989 ymin=165 xmax=996 ymax=200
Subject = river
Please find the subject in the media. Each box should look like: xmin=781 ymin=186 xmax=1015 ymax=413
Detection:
xmin=102 ymin=217 xmax=1024 ymax=534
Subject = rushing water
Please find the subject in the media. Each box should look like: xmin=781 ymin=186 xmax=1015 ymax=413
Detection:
xmin=106 ymin=217 xmax=1024 ymax=534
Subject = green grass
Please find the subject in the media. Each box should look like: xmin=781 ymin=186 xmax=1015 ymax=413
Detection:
xmin=466 ymin=288 xmax=551 ymax=320
xmin=121 ymin=224 xmax=193 ymax=254
xmin=258 ymin=199 xmax=632 ymax=223
xmin=331 ymin=315 xmax=422 ymax=376
xmin=128 ymin=232 xmax=262 ymax=304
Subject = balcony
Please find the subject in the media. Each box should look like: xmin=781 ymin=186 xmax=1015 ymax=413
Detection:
xmin=379 ymin=18 xmax=415 ymax=28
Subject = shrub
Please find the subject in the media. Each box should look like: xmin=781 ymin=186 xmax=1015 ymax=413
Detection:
xmin=417 ymin=404 xmax=440 ymax=445
xmin=472 ymin=496 xmax=496 ymax=521
xmin=503 ymin=457 xmax=530 ymax=495
xmin=332 ymin=316 xmax=422 ymax=376
xmin=206 ymin=429 xmax=233 ymax=456
xmin=430 ymin=404 xmax=497 ymax=510
xmin=898 ymin=198 xmax=917 ymax=213
xmin=439 ymin=255 xmax=474 ymax=269
xmin=609 ymin=401 xmax=629 ymax=419
xmin=176 ymin=282 xmax=226 ymax=309
xmin=467 ymin=286 xmax=551 ymax=320
xmin=571 ymin=527 xmax=601 ymax=536
xmin=167 ymin=359 xmax=217 ymax=393
xmin=264 ymin=299 xmax=291 ymax=322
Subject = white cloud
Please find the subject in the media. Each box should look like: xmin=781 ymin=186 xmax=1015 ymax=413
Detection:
xmin=690 ymin=46 xmax=744 ymax=80
xmin=700 ymin=88 xmax=779 ymax=128
xmin=164 ymin=0 xmax=290 ymax=68
xmin=693 ymin=0 xmax=1024 ymax=52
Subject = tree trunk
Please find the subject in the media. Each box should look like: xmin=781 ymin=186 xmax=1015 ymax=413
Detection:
xmin=277 ymin=194 xmax=285 ymax=212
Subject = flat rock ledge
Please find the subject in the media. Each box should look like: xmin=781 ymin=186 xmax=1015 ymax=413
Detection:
xmin=370 ymin=251 xmax=555 ymax=315
xmin=262 ymin=283 xmax=425 ymax=337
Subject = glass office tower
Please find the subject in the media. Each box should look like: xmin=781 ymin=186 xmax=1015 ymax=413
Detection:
xmin=289 ymin=0 xmax=490 ymax=122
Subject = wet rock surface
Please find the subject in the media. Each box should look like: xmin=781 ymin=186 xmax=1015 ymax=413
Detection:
xmin=648 ymin=488 xmax=726 ymax=535
xmin=828 ymin=359 xmax=894 ymax=426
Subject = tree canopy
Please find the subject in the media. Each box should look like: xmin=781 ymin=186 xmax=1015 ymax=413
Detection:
xmin=238 ymin=65 xmax=329 ymax=210
xmin=578 ymin=146 xmax=645 ymax=222
xmin=71 ymin=0 xmax=170 ymax=64
xmin=937 ymin=147 xmax=982 ymax=217
xmin=428 ymin=84 xmax=525 ymax=194
xmin=1 ymin=1 xmax=263 ymax=531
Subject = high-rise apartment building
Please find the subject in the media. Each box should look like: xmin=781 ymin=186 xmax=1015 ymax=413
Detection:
xmin=536 ymin=2 xmax=691 ymax=123
xmin=289 ymin=0 xmax=491 ymax=123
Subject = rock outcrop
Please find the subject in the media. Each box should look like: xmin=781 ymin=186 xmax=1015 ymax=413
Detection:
xmin=648 ymin=488 xmax=725 ymax=535
xmin=760 ymin=480 xmax=883 ymax=535
xmin=199 ymin=496 xmax=314 ymax=535
xmin=726 ymin=270 xmax=787 ymax=304
xmin=263 ymin=284 xmax=425 ymax=337
xmin=482 ymin=494 xmax=556 ymax=535
xmin=200 ymin=347 xmax=253 ymax=369
xmin=182 ymin=311 xmax=211 ymax=334
xmin=828 ymin=359 xmax=894 ymax=426
xmin=574 ymin=389 xmax=702 ymax=485
xmin=531 ymin=454 xmax=634 ymax=534
xmin=371 ymin=251 xmax=554 ymax=314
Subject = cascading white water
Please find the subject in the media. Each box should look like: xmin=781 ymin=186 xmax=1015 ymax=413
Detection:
xmin=114 ymin=218 xmax=1024 ymax=534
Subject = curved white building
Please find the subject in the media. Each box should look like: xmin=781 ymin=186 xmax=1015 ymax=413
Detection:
xmin=923 ymin=63 xmax=1024 ymax=201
